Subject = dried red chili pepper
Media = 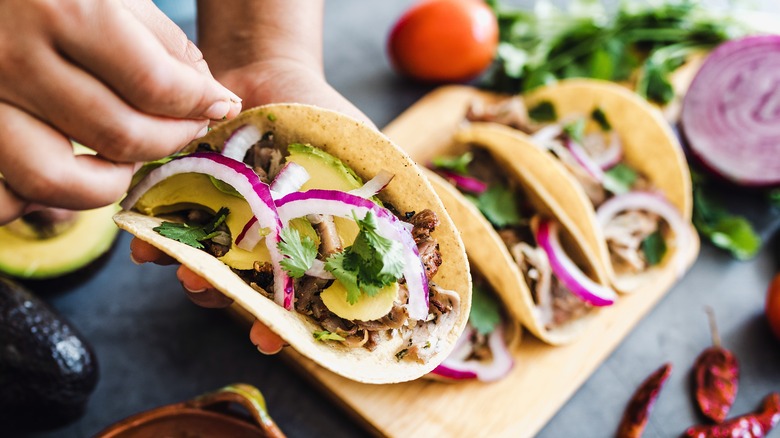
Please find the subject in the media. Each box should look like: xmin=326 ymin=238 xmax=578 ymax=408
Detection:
xmin=616 ymin=363 xmax=672 ymax=438
xmin=693 ymin=307 xmax=739 ymax=423
xmin=684 ymin=393 xmax=780 ymax=438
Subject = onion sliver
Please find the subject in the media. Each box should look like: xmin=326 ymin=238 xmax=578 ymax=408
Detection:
xmin=535 ymin=219 xmax=616 ymax=307
xmin=121 ymin=152 xmax=295 ymax=310
xmin=348 ymin=170 xmax=394 ymax=199
xmin=429 ymin=325 xmax=514 ymax=382
xmin=438 ymin=170 xmax=487 ymax=194
xmin=681 ymin=35 xmax=780 ymax=186
xmin=590 ymin=132 xmax=623 ymax=170
xmin=221 ymin=124 xmax=262 ymax=161
xmin=530 ymin=123 xmax=563 ymax=146
xmin=276 ymin=189 xmax=429 ymax=321
xmin=270 ymin=162 xmax=310 ymax=198
xmin=596 ymin=191 xmax=692 ymax=277
xmin=565 ymin=138 xmax=604 ymax=182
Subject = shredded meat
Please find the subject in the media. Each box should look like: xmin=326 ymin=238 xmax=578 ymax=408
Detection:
xmin=407 ymin=210 xmax=442 ymax=281
xmin=309 ymin=214 xmax=342 ymax=257
xmin=603 ymin=210 xmax=661 ymax=274
xmin=548 ymin=141 xmax=606 ymax=206
xmin=245 ymin=133 xmax=284 ymax=183
xmin=465 ymin=97 xmax=534 ymax=133
xmin=403 ymin=284 xmax=460 ymax=363
xmin=550 ymin=279 xmax=592 ymax=328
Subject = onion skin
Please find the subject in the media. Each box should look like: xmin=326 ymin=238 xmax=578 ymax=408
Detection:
xmin=682 ymin=35 xmax=780 ymax=187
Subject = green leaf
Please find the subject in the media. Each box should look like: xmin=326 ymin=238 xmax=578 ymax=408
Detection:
xmin=431 ymin=152 xmax=473 ymax=176
xmin=153 ymin=207 xmax=230 ymax=250
xmin=469 ymin=285 xmax=502 ymax=335
xmin=324 ymin=211 xmax=405 ymax=304
xmin=476 ymin=184 xmax=523 ymax=228
xmin=641 ymin=230 xmax=667 ymax=266
xmin=591 ymin=107 xmax=612 ymax=131
xmin=528 ymin=101 xmax=557 ymax=122
xmin=769 ymin=189 xmax=780 ymax=209
xmin=563 ymin=119 xmax=586 ymax=144
xmin=209 ymin=176 xmax=243 ymax=199
xmin=693 ymin=184 xmax=761 ymax=260
xmin=313 ymin=330 xmax=345 ymax=342
xmin=277 ymin=226 xmax=318 ymax=278
xmin=588 ymin=47 xmax=614 ymax=80
xmin=603 ymin=163 xmax=638 ymax=195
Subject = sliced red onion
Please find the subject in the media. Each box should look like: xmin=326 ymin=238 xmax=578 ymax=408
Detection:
xmin=565 ymin=138 xmax=605 ymax=183
xmin=437 ymin=169 xmax=488 ymax=194
xmin=121 ymin=152 xmax=294 ymax=310
xmin=221 ymin=124 xmax=262 ymax=161
xmin=682 ymin=35 xmax=780 ymax=186
xmin=429 ymin=324 xmax=514 ymax=382
xmin=348 ymin=170 xmax=394 ymax=199
xmin=596 ymin=191 xmax=692 ymax=277
xmin=235 ymin=216 xmax=260 ymax=251
xmin=270 ymin=162 xmax=310 ymax=198
xmin=531 ymin=123 xmax=563 ymax=146
xmin=587 ymin=131 xmax=623 ymax=170
xmin=275 ymin=190 xmax=429 ymax=321
xmin=535 ymin=219 xmax=617 ymax=307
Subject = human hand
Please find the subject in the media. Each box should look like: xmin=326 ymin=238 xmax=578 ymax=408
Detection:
xmin=129 ymin=238 xmax=286 ymax=355
xmin=0 ymin=0 xmax=241 ymax=225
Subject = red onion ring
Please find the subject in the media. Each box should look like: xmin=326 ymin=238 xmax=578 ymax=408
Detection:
xmin=220 ymin=124 xmax=263 ymax=162
xmin=565 ymin=138 xmax=605 ymax=182
xmin=269 ymin=162 xmax=310 ymax=198
xmin=348 ymin=170 xmax=395 ymax=198
xmin=437 ymin=169 xmax=488 ymax=194
xmin=429 ymin=324 xmax=514 ymax=382
xmin=589 ymin=131 xmax=623 ymax=170
xmin=682 ymin=35 xmax=780 ymax=186
xmin=596 ymin=191 xmax=692 ymax=277
xmin=121 ymin=152 xmax=294 ymax=310
xmin=275 ymin=190 xmax=429 ymax=321
xmin=535 ymin=219 xmax=617 ymax=307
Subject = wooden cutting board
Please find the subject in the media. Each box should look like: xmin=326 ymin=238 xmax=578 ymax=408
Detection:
xmin=281 ymin=85 xmax=701 ymax=438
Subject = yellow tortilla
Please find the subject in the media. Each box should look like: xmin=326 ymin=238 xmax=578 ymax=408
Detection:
xmin=425 ymin=132 xmax=609 ymax=345
xmin=114 ymin=104 xmax=471 ymax=384
xmin=522 ymin=79 xmax=693 ymax=293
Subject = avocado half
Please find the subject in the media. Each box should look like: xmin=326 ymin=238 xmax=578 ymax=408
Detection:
xmin=0 ymin=204 xmax=120 ymax=279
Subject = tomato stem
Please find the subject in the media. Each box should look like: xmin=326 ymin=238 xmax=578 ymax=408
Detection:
xmin=705 ymin=306 xmax=721 ymax=348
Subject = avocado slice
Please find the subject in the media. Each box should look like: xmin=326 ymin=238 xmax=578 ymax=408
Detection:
xmin=0 ymin=276 xmax=98 ymax=431
xmin=0 ymin=204 xmax=120 ymax=279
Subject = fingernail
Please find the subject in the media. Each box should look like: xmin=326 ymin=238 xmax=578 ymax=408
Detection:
xmin=204 ymin=100 xmax=231 ymax=120
xmin=256 ymin=344 xmax=283 ymax=355
xmin=196 ymin=125 xmax=210 ymax=138
xmin=130 ymin=253 xmax=144 ymax=265
xmin=182 ymin=282 xmax=206 ymax=294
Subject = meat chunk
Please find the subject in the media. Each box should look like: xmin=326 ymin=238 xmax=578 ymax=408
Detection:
xmin=407 ymin=210 xmax=442 ymax=281
xmin=603 ymin=210 xmax=660 ymax=274
xmin=402 ymin=284 xmax=460 ymax=363
xmin=465 ymin=97 xmax=534 ymax=133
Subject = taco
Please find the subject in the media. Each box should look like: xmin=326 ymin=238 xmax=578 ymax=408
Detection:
xmin=464 ymin=79 xmax=694 ymax=293
xmin=426 ymin=132 xmax=616 ymax=345
xmin=114 ymin=104 xmax=471 ymax=384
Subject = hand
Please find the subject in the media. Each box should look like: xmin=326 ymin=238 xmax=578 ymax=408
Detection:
xmin=0 ymin=0 xmax=241 ymax=225
xmin=130 ymin=238 xmax=286 ymax=355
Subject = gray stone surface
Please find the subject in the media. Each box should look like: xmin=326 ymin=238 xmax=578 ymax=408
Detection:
xmin=23 ymin=1 xmax=780 ymax=437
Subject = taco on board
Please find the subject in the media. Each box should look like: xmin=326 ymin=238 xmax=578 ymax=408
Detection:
xmin=427 ymin=128 xmax=616 ymax=346
xmin=114 ymin=104 xmax=471 ymax=384
xmin=464 ymin=79 xmax=695 ymax=294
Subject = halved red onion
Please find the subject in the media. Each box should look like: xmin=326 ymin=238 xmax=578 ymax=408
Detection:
xmin=348 ymin=170 xmax=394 ymax=199
xmin=535 ymin=219 xmax=617 ymax=307
xmin=429 ymin=324 xmax=514 ymax=382
xmin=270 ymin=162 xmax=310 ymax=198
xmin=221 ymin=124 xmax=262 ymax=161
xmin=565 ymin=138 xmax=605 ymax=183
xmin=586 ymin=131 xmax=623 ymax=170
xmin=596 ymin=191 xmax=692 ymax=276
xmin=437 ymin=169 xmax=488 ymax=194
xmin=275 ymin=189 xmax=429 ymax=321
xmin=121 ymin=152 xmax=295 ymax=310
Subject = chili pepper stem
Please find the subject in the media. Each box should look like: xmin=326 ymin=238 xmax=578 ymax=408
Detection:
xmin=705 ymin=306 xmax=722 ymax=348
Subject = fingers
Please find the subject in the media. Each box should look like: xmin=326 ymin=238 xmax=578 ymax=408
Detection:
xmin=250 ymin=320 xmax=286 ymax=355
xmin=129 ymin=238 xmax=176 ymax=265
xmin=0 ymin=103 xmax=135 ymax=210
xmin=52 ymin=1 xmax=240 ymax=120
xmin=0 ymin=180 xmax=26 ymax=225
xmin=176 ymin=265 xmax=234 ymax=308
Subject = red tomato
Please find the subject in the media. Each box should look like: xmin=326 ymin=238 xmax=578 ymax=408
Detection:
xmin=388 ymin=0 xmax=499 ymax=83
xmin=768 ymin=274 xmax=780 ymax=341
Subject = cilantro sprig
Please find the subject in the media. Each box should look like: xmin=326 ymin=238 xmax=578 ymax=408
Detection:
xmin=313 ymin=330 xmax=345 ymax=342
xmin=432 ymin=152 xmax=474 ymax=176
xmin=467 ymin=184 xmax=524 ymax=228
xmin=469 ymin=285 xmax=502 ymax=335
xmin=277 ymin=227 xmax=318 ymax=278
xmin=153 ymin=207 xmax=230 ymax=250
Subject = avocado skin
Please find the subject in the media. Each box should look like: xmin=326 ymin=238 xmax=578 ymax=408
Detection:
xmin=0 ymin=276 xmax=99 ymax=431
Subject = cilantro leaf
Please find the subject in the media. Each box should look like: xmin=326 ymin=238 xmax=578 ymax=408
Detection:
xmin=313 ymin=330 xmax=345 ymax=342
xmin=277 ymin=227 xmax=318 ymax=278
xmin=693 ymin=181 xmax=761 ymax=260
xmin=591 ymin=107 xmax=612 ymax=132
xmin=563 ymin=118 xmax=585 ymax=144
xmin=603 ymin=163 xmax=638 ymax=195
xmin=641 ymin=230 xmax=667 ymax=266
xmin=153 ymin=207 xmax=230 ymax=250
xmin=769 ymin=189 xmax=780 ymax=209
xmin=528 ymin=101 xmax=557 ymax=122
xmin=431 ymin=152 xmax=473 ymax=175
xmin=475 ymin=184 xmax=523 ymax=228
xmin=469 ymin=285 xmax=502 ymax=335
xmin=324 ymin=211 xmax=405 ymax=304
